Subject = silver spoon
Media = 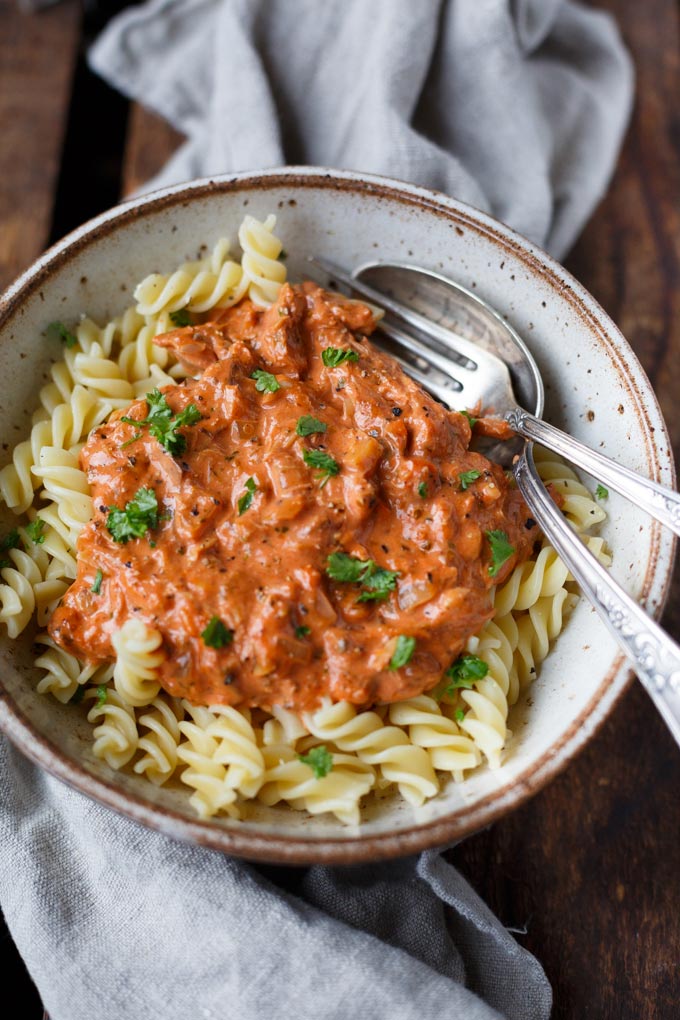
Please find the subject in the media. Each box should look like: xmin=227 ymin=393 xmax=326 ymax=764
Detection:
xmin=309 ymin=257 xmax=680 ymax=747
xmin=311 ymin=256 xmax=680 ymax=536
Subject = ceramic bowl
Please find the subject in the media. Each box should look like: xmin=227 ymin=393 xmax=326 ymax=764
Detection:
xmin=0 ymin=168 xmax=675 ymax=863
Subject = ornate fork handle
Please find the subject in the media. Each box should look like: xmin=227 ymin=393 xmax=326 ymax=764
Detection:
xmin=515 ymin=447 xmax=680 ymax=746
xmin=508 ymin=408 xmax=680 ymax=538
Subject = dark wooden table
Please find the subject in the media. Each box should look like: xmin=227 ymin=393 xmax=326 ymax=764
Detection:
xmin=2 ymin=2 xmax=678 ymax=1017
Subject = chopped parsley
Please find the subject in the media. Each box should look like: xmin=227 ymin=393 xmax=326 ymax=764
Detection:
xmin=121 ymin=389 xmax=202 ymax=456
xmin=459 ymin=469 xmax=481 ymax=490
xmin=169 ymin=308 xmax=192 ymax=327
xmin=295 ymin=625 xmax=311 ymax=639
xmin=485 ymin=529 xmax=515 ymax=577
xmin=91 ymin=569 xmax=104 ymax=594
xmin=95 ymin=684 xmax=108 ymax=708
xmin=326 ymin=551 xmax=399 ymax=603
xmin=47 ymin=320 xmax=77 ymax=348
xmin=237 ymin=477 xmax=257 ymax=515
xmin=201 ymin=616 xmax=234 ymax=649
xmin=0 ymin=528 xmax=21 ymax=568
xmin=444 ymin=654 xmax=489 ymax=692
xmin=418 ymin=482 xmax=428 ymax=498
xmin=298 ymin=745 xmax=334 ymax=779
xmin=26 ymin=518 xmax=46 ymax=545
xmin=460 ymin=409 xmax=478 ymax=428
xmin=389 ymin=635 xmax=416 ymax=670
xmin=251 ymin=369 xmax=281 ymax=393
xmin=69 ymin=684 xmax=86 ymax=705
xmin=327 ymin=551 xmax=371 ymax=584
xmin=321 ymin=347 xmax=359 ymax=367
xmin=296 ymin=415 xmax=327 ymax=437
xmin=302 ymin=448 xmax=340 ymax=487
xmin=107 ymin=487 xmax=159 ymax=543
xmin=596 ymin=484 xmax=609 ymax=500
xmin=455 ymin=708 xmax=466 ymax=723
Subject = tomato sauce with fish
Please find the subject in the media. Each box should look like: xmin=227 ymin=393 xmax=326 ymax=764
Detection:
xmin=49 ymin=283 xmax=536 ymax=711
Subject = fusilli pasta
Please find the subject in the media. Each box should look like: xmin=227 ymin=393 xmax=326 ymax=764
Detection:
xmin=0 ymin=214 xmax=610 ymax=824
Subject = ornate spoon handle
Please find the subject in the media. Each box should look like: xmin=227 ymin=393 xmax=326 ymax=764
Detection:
xmin=515 ymin=447 xmax=680 ymax=746
xmin=508 ymin=408 xmax=680 ymax=538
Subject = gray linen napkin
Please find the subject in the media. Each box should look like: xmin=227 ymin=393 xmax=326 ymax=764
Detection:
xmin=1 ymin=738 xmax=550 ymax=1020
xmin=1 ymin=2 xmax=633 ymax=1018
xmin=89 ymin=0 xmax=634 ymax=259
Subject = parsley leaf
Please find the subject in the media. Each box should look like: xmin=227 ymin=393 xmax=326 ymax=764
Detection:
xmin=295 ymin=625 xmax=311 ymax=639
xmin=455 ymin=708 xmax=466 ymax=722
xmin=169 ymin=309 xmax=192 ymax=327
xmin=459 ymin=469 xmax=481 ymax=490
xmin=201 ymin=616 xmax=234 ymax=649
xmin=460 ymin=410 xmax=477 ymax=428
xmin=0 ymin=529 xmax=21 ymax=555
xmin=327 ymin=551 xmax=373 ymax=584
xmin=121 ymin=389 xmax=202 ymax=457
xmin=237 ymin=477 xmax=257 ymax=515
xmin=444 ymin=654 xmax=489 ymax=691
xmin=0 ymin=528 xmax=19 ymax=569
xmin=107 ymin=487 xmax=159 ymax=543
xmin=26 ymin=518 xmax=46 ymax=545
xmin=357 ymin=566 xmax=399 ymax=603
xmin=95 ymin=684 xmax=108 ymax=708
xmin=47 ymin=321 xmax=77 ymax=348
xmin=252 ymin=369 xmax=281 ymax=393
xmin=418 ymin=482 xmax=428 ymax=498
xmin=298 ymin=745 xmax=334 ymax=779
xmin=596 ymin=483 xmax=609 ymax=500
xmin=296 ymin=415 xmax=327 ymax=437
xmin=485 ymin=529 xmax=515 ymax=577
xmin=91 ymin=569 xmax=103 ymax=595
xmin=326 ymin=552 xmax=399 ymax=602
xmin=321 ymin=347 xmax=359 ymax=367
xmin=389 ymin=635 xmax=416 ymax=670
xmin=302 ymin=448 xmax=340 ymax=487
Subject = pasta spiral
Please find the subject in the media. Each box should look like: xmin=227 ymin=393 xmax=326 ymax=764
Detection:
xmin=388 ymin=696 xmax=482 ymax=780
xmin=134 ymin=238 xmax=248 ymax=317
xmin=258 ymin=744 xmax=375 ymax=825
xmin=112 ymin=619 xmax=163 ymax=707
xmin=86 ymin=686 xmax=138 ymax=770
xmin=34 ymin=633 xmax=112 ymax=704
xmin=133 ymin=696 xmax=185 ymax=786
xmin=238 ymin=214 xmax=287 ymax=307
xmin=302 ymin=700 xmax=439 ymax=806
xmin=176 ymin=704 xmax=240 ymax=820
xmin=204 ymin=705 xmax=265 ymax=799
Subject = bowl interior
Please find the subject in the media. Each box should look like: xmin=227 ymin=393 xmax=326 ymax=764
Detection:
xmin=0 ymin=169 xmax=674 ymax=863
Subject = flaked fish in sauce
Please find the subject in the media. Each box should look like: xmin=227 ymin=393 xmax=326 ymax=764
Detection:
xmin=49 ymin=283 xmax=536 ymax=712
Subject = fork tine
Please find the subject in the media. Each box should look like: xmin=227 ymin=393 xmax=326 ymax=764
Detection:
xmin=309 ymin=255 xmax=490 ymax=369
xmin=370 ymin=314 xmax=467 ymax=388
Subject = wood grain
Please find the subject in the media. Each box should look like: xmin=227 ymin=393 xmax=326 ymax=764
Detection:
xmin=122 ymin=103 xmax=184 ymax=197
xmin=0 ymin=1 xmax=82 ymax=290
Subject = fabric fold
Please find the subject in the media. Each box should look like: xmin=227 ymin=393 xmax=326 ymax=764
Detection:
xmin=89 ymin=0 xmax=633 ymax=258
xmin=1 ymin=740 xmax=551 ymax=1020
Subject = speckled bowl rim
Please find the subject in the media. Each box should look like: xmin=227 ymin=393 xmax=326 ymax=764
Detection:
xmin=0 ymin=167 xmax=675 ymax=864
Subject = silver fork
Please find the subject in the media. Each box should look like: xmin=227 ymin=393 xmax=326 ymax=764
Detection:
xmin=308 ymin=255 xmax=680 ymax=747
xmin=310 ymin=255 xmax=680 ymax=537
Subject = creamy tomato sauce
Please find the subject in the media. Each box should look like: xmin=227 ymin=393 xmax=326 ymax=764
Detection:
xmin=49 ymin=283 xmax=537 ymax=711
